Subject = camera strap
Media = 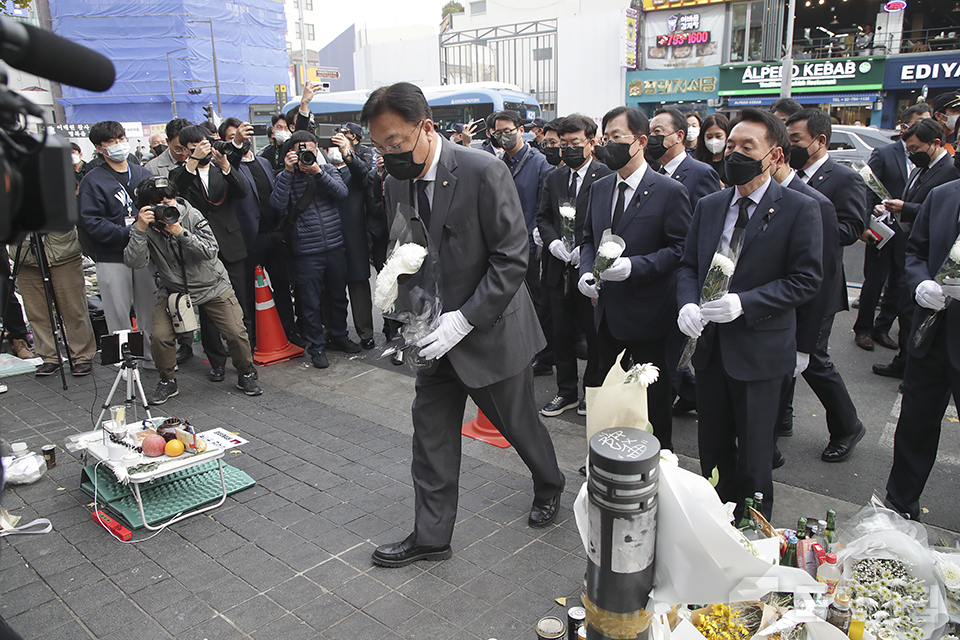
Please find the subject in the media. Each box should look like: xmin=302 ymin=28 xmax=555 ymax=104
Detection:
xmin=285 ymin=175 xmax=317 ymax=231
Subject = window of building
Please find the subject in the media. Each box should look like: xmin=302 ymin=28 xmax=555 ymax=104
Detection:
xmin=306 ymin=24 xmax=315 ymax=41
xmin=470 ymin=1 xmax=486 ymax=14
xmin=728 ymin=1 xmax=766 ymax=62
xmin=306 ymin=0 xmax=313 ymax=9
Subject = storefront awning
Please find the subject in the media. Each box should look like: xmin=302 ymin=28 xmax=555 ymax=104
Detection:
xmin=727 ymin=92 xmax=880 ymax=106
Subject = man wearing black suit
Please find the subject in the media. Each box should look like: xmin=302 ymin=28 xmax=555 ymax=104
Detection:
xmin=783 ymin=109 xmax=867 ymax=461
xmin=647 ymin=108 xmax=723 ymax=416
xmin=872 ymin=117 xmax=960 ymax=379
xmin=363 ymin=83 xmax=564 ymax=567
xmin=677 ymin=108 xmax=822 ymax=518
xmin=578 ymin=107 xmax=692 ymax=452
xmin=536 ymin=115 xmax=612 ymax=417
xmin=172 ymin=124 xmax=251 ymax=381
xmin=854 ymin=104 xmax=931 ymax=351
xmin=884 ymin=179 xmax=960 ymax=520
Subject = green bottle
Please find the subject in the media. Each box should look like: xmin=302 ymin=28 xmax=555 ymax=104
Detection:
xmin=737 ymin=498 xmax=755 ymax=530
xmin=780 ymin=535 xmax=799 ymax=567
xmin=796 ymin=516 xmax=808 ymax=540
xmin=753 ymin=492 xmax=764 ymax=517
xmin=825 ymin=509 xmax=838 ymax=552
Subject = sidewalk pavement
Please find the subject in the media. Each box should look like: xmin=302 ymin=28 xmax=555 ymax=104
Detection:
xmin=1 ymin=348 xmax=957 ymax=640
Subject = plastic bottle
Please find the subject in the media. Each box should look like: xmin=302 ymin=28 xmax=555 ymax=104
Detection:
xmin=825 ymin=589 xmax=852 ymax=634
xmin=817 ymin=552 xmax=841 ymax=594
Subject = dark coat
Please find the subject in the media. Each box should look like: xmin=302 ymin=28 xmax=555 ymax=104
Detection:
xmin=333 ymin=157 xmax=374 ymax=282
xmin=670 ymin=154 xmax=723 ymax=210
xmin=171 ymin=164 xmax=250 ymax=263
xmin=866 ymin=140 xmax=909 ymax=208
xmin=270 ymin=165 xmax=347 ymax=257
xmin=899 ymin=153 xmax=960 ymax=226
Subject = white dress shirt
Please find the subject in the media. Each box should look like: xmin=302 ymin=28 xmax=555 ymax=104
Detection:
xmin=611 ymin=162 xmax=648 ymax=225
xmin=721 ymin=176 xmax=772 ymax=253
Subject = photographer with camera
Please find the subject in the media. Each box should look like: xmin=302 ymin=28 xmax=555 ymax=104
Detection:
xmin=145 ymin=118 xmax=192 ymax=179
xmin=125 ymin=176 xmax=261 ymax=404
xmin=269 ymin=130 xmax=353 ymax=368
xmin=171 ymin=124 xmax=250 ymax=382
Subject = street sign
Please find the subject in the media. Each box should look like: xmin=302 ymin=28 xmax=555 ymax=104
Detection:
xmin=308 ymin=67 xmax=340 ymax=81
xmin=274 ymin=84 xmax=288 ymax=110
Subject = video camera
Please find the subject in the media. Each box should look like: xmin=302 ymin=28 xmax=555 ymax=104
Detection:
xmin=297 ymin=142 xmax=317 ymax=166
xmin=0 ymin=17 xmax=116 ymax=244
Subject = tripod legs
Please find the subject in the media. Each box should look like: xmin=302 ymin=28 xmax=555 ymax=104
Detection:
xmin=96 ymin=360 xmax=152 ymax=429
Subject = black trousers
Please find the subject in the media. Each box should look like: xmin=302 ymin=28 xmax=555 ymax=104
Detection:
xmin=596 ymin=316 xmax=672 ymax=451
xmin=409 ymin=358 xmax=564 ymax=546
xmin=892 ymin=233 xmax=914 ymax=367
xmin=247 ymin=232 xmax=296 ymax=338
xmin=853 ymin=239 xmax=900 ymax=336
xmin=549 ymin=265 xmax=601 ymax=400
xmin=697 ymin=343 xmax=788 ymax=521
xmin=778 ymin=313 xmax=860 ymax=442
xmin=885 ymin=324 xmax=960 ymax=519
xmin=201 ymin=257 xmax=248 ymax=369
xmin=527 ymin=246 xmax=552 ymax=362
xmin=667 ymin=327 xmax=697 ymax=405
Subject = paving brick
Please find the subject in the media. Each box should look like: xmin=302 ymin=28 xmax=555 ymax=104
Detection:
xmin=250 ymin=613 xmax=318 ymax=640
xmin=304 ymin=557 xmax=361 ymax=590
xmin=111 ymin=560 xmax=167 ymax=594
xmin=361 ymin=590 xmax=423 ymax=626
xmin=222 ymin=594 xmax=285 ymax=632
xmin=0 ymin=580 xmax=54 ymax=619
xmin=235 ymin=557 xmax=296 ymax=591
xmin=82 ymin=596 xmax=146 ymax=638
xmin=264 ymin=575 xmax=325 ymax=611
xmin=397 ymin=572 xmax=454 ymax=607
xmin=276 ymin=542 xmax=331 ymax=573
xmin=131 ymin=576 xmax=191 ymax=614
xmin=336 ymin=573 xmax=392 ymax=609
xmin=99 ymin=615 xmax=173 ymax=640
xmin=326 ymin=610 xmax=392 ymax=640
xmin=462 ymin=570 xmax=520 ymax=606
xmin=192 ymin=529 xmax=247 ymax=558
xmin=7 ymin=599 xmax=78 ymax=640
xmin=175 ymin=613 xmax=243 ymax=640
xmin=293 ymin=592 xmax=357 ymax=631
xmin=156 ymin=596 xmax=215 ymax=636
xmin=195 ymin=575 xmax=258 ymax=612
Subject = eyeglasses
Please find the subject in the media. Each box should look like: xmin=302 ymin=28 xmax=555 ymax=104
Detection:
xmin=490 ymin=126 xmax=519 ymax=139
xmin=600 ymin=133 xmax=637 ymax=145
xmin=371 ymin=120 xmax=424 ymax=154
xmin=558 ymin=142 xmax=588 ymax=150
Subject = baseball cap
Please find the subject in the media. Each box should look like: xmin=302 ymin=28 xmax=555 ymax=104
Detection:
xmin=343 ymin=122 xmax=363 ymax=137
xmin=448 ymin=123 xmax=464 ymax=134
xmin=531 ymin=117 xmax=548 ymax=130
xmin=931 ymin=90 xmax=960 ymax=113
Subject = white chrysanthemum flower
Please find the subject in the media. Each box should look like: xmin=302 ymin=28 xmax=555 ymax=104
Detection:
xmin=950 ymin=238 xmax=960 ymax=264
xmin=598 ymin=240 xmax=624 ymax=260
xmin=947 ymin=598 xmax=960 ymax=618
xmin=936 ymin=557 xmax=960 ymax=590
xmin=710 ymin=252 xmax=736 ymax=277
xmin=559 ymin=205 xmax=576 ymax=221
xmin=374 ymin=243 xmax=428 ymax=312
xmin=636 ymin=363 xmax=659 ymax=387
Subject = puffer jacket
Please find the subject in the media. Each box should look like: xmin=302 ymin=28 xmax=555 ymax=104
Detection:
xmin=270 ymin=164 xmax=347 ymax=256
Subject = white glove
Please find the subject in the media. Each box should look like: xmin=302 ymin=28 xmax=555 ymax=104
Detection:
xmin=532 ymin=227 xmax=543 ymax=248
xmin=570 ymin=246 xmax=581 ymax=268
xmin=794 ymin=352 xmax=810 ymax=378
xmin=678 ymin=303 xmax=704 ymax=338
xmin=916 ymin=279 xmax=946 ymax=311
xmin=941 ymin=276 xmax=960 ymax=300
xmin=548 ymin=239 xmax=571 ymax=263
xmin=600 ymin=256 xmax=631 ymax=281
xmin=578 ymin=272 xmax=599 ymax=299
xmin=417 ymin=310 xmax=473 ymax=360
xmin=701 ymin=293 xmax=743 ymax=323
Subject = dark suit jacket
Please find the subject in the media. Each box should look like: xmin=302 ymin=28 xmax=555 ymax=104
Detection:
xmin=382 ymin=137 xmax=545 ymax=389
xmin=867 ymin=140 xmax=909 ymax=208
xmin=899 ymin=154 xmax=960 ymax=225
xmin=807 ymin=155 xmax=868 ymax=314
xmin=905 ymin=180 xmax=960 ymax=366
xmin=536 ymin=159 xmax=613 ymax=288
xmin=172 ymin=164 xmax=250 ymax=263
xmin=235 ymin=156 xmax=277 ymax=247
xmin=580 ymin=166 xmax=692 ymax=342
xmin=677 ymin=180 xmax=823 ymax=381
xmin=670 ymin=154 xmax=723 ymax=210
xmin=785 ymin=175 xmax=840 ymax=354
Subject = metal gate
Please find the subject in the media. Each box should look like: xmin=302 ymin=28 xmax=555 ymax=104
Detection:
xmin=440 ymin=19 xmax=558 ymax=119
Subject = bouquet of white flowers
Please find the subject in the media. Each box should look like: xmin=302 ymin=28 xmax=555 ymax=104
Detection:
xmin=913 ymin=233 xmax=960 ymax=348
xmin=559 ymin=199 xmax=576 ymax=252
xmin=593 ymin=231 xmax=626 ymax=289
xmin=854 ymin=162 xmax=893 ymax=203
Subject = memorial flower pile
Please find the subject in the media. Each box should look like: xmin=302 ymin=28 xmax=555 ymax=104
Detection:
xmin=846 ymin=557 xmax=929 ymax=640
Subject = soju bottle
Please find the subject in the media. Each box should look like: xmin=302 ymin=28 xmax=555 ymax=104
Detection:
xmin=796 ymin=516 xmax=808 ymax=540
xmin=737 ymin=498 xmax=755 ymax=530
xmin=816 ymin=520 xmax=829 ymax=549
xmin=825 ymin=509 xmax=838 ymax=552
xmin=753 ymin=492 xmax=764 ymax=517
xmin=780 ymin=535 xmax=799 ymax=567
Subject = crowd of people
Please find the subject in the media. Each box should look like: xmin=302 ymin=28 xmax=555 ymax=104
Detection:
xmin=3 ymin=80 xmax=960 ymax=566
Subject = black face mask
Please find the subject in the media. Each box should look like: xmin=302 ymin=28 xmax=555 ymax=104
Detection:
xmin=603 ymin=141 xmax=639 ymax=171
xmin=908 ymin=149 xmax=931 ymax=169
xmin=561 ymin=146 xmax=587 ymax=169
xmin=152 ymin=144 xmax=167 ymax=157
xmin=593 ymin=144 xmax=610 ymax=165
xmin=542 ymin=146 xmax=562 ymax=166
xmin=788 ymin=140 xmax=817 ymax=171
xmin=645 ymin=133 xmax=680 ymax=160
xmin=382 ymin=125 xmax=426 ymax=181
xmin=197 ymin=153 xmax=212 ymax=166
xmin=724 ymin=149 xmax=773 ymax=186
xmin=487 ymin=134 xmax=502 ymax=149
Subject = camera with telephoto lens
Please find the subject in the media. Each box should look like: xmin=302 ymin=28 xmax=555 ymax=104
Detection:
xmin=148 ymin=204 xmax=179 ymax=231
xmin=206 ymin=135 xmax=234 ymax=155
xmin=297 ymin=142 xmax=316 ymax=166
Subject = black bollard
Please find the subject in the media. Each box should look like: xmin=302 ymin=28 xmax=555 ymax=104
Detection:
xmin=584 ymin=427 xmax=660 ymax=640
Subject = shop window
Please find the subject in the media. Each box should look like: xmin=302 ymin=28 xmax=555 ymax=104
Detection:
xmin=730 ymin=3 xmax=747 ymax=62
xmin=747 ymin=0 xmax=764 ymax=61
xmin=728 ymin=1 xmax=769 ymax=62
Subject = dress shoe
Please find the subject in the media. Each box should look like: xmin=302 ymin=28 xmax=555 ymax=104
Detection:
xmin=11 ymin=338 xmax=34 ymax=359
xmin=578 ymin=466 xmax=587 ymax=476
xmin=71 ymin=363 xmax=93 ymax=377
xmin=529 ymin=476 xmax=565 ymax=528
xmin=176 ymin=342 xmax=194 ymax=364
xmin=372 ymin=533 xmax=451 ymax=567
xmin=329 ymin=338 xmax=361 ymax=354
xmin=540 ymin=395 xmax=578 ymax=417
xmin=872 ymin=331 xmax=898 ymax=350
xmin=672 ymin=397 xmax=697 ymax=416
xmin=854 ymin=333 xmax=874 ymax=351
xmin=311 ymin=351 xmax=329 ymax=369
xmin=532 ymin=357 xmax=553 ymax=377
xmin=821 ymin=422 xmax=866 ymax=463
xmin=361 ymin=338 xmax=376 ymax=350
xmin=35 ymin=362 xmax=60 ymax=376
xmin=577 ymin=400 xmax=587 ymax=416
xmin=873 ymin=361 xmax=904 ymax=379
xmin=208 ymin=365 xmax=225 ymax=382
xmin=391 ymin=349 xmax=403 ymax=366
xmin=773 ymin=450 xmax=785 ymax=469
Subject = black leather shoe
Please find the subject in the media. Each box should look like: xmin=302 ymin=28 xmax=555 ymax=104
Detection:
xmin=532 ymin=357 xmax=553 ymax=377
xmin=361 ymin=338 xmax=376 ymax=350
xmin=541 ymin=395 xmax=578 ymax=417
xmin=71 ymin=363 xmax=93 ymax=377
xmin=35 ymin=362 xmax=60 ymax=376
xmin=873 ymin=362 xmax=904 ymax=379
xmin=773 ymin=449 xmax=785 ymax=469
xmin=529 ymin=476 xmax=565 ymax=528
xmin=311 ymin=351 xmax=329 ymax=369
xmin=329 ymin=338 xmax=361 ymax=354
xmin=672 ymin=397 xmax=697 ymax=416
xmin=372 ymin=533 xmax=451 ymax=567
xmin=578 ymin=466 xmax=587 ymax=476
xmin=821 ymin=422 xmax=866 ymax=463
xmin=208 ymin=365 xmax=225 ymax=382
xmin=854 ymin=333 xmax=874 ymax=351
xmin=176 ymin=342 xmax=194 ymax=364
xmin=872 ymin=332 xmax=898 ymax=350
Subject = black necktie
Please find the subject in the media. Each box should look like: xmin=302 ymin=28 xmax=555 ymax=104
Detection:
xmin=796 ymin=169 xmax=807 ymax=180
xmin=736 ymin=197 xmax=750 ymax=229
xmin=612 ymin=182 xmax=629 ymax=231
xmin=416 ymin=180 xmax=431 ymax=228
xmin=568 ymin=171 xmax=578 ymax=199
xmin=904 ymin=166 xmax=927 ymax=200
xmin=657 ymin=165 xmax=667 ymax=175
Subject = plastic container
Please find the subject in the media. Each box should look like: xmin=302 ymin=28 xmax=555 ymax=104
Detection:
xmin=817 ymin=552 xmax=841 ymax=594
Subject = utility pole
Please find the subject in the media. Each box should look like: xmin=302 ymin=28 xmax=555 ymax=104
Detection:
xmin=780 ymin=0 xmax=797 ymax=98
xmin=188 ymin=19 xmax=222 ymax=114
xmin=298 ymin=0 xmax=308 ymax=93
xmin=166 ymin=47 xmax=186 ymax=118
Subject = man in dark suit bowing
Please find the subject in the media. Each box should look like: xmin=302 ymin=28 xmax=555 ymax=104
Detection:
xmin=884 ymin=179 xmax=960 ymax=520
xmin=677 ymin=108 xmax=822 ymax=519
xmin=536 ymin=114 xmax=612 ymax=417
xmin=854 ymin=104 xmax=932 ymax=351
xmin=362 ymin=83 xmax=564 ymax=567
xmin=872 ymin=117 xmax=960 ymax=380
xmin=578 ymin=106 xmax=692 ymax=452
xmin=782 ymin=109 xmax=867 ymax=461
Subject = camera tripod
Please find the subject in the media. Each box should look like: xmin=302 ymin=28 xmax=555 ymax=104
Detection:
xmin=96 ymin=339 xmax=151 ymax=429
xmin=3 ymin=233 xmax=72 ymax=390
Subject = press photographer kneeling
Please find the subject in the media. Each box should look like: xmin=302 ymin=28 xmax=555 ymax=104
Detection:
xmin=124 ymin=176 xmax=262 ymax=404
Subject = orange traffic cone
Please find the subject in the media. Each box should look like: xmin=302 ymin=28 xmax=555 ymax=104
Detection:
xmin=462 ymin=410 xmax=512 ymax=448
xmin=253 ymin=266 xmax=304 ymax=365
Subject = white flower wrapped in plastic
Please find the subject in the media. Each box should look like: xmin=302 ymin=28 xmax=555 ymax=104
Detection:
xmin=914 ymin=233 xmax=960 ymax=348
xmin=559 ymin=203 xmax=577 ymax=251
xmin=374 ymin=243 xmax=428 ymax=313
